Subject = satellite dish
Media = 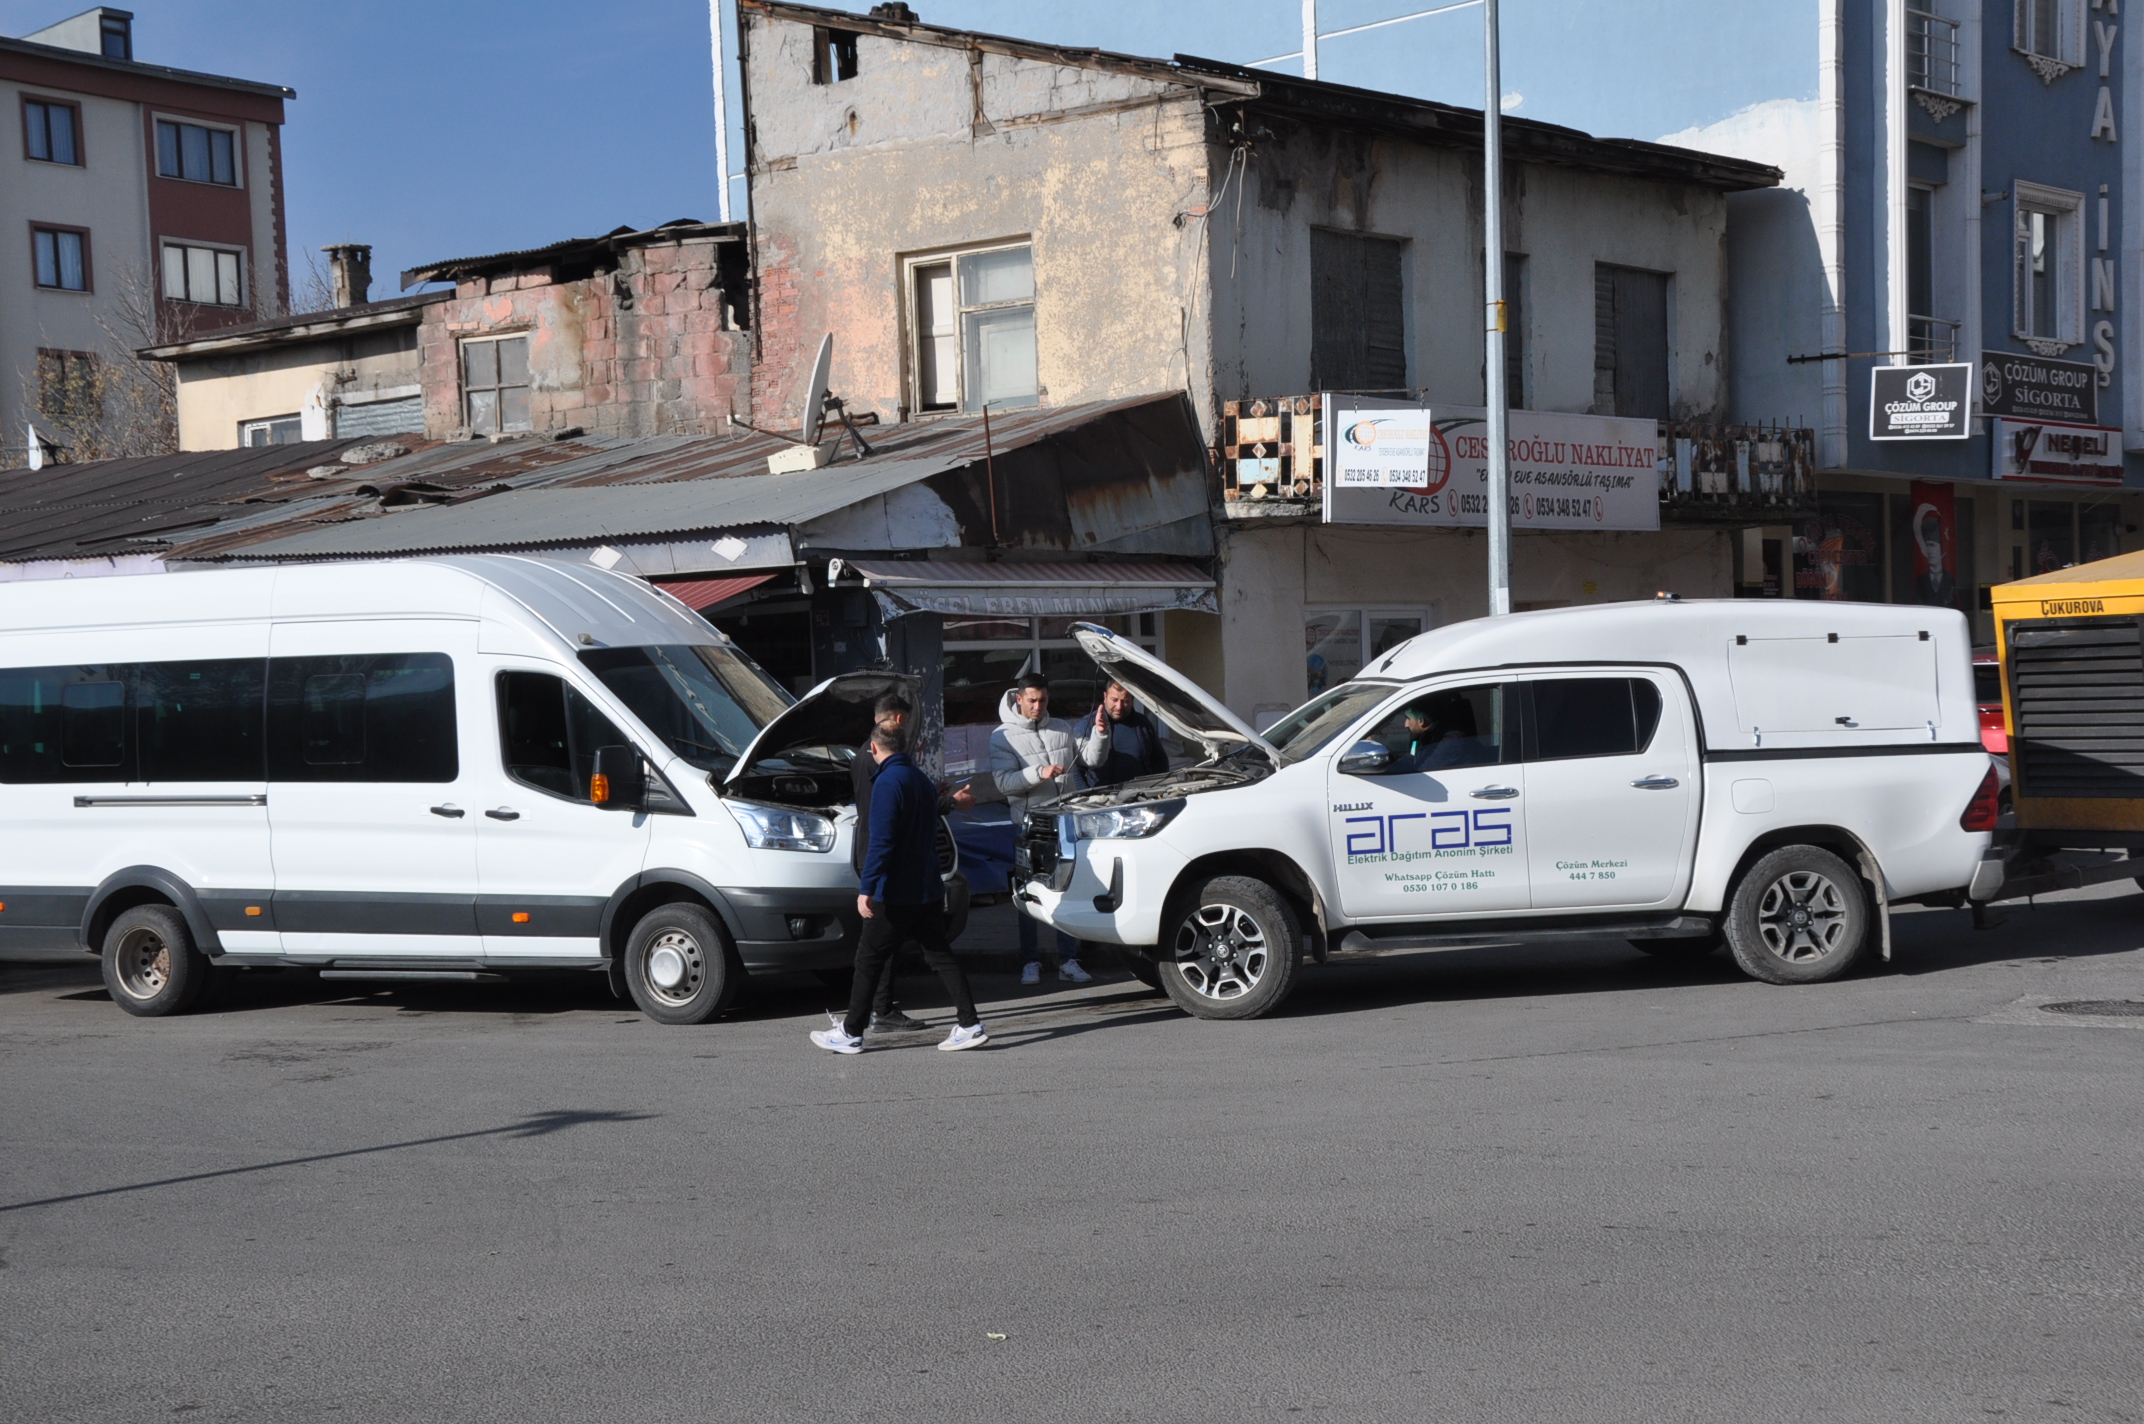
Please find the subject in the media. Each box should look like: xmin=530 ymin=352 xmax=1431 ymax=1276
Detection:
xmin=799 ymin=333 xmax=833 ymax=446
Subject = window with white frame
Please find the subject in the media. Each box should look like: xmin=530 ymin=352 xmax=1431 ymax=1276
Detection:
xmin=240 ymin=415 xmax=302 ymax=446
xmin=1305 ymin=608 xmax=1431 ymax=698
xmin=907 ymin=242 xmax=1038 ymax=414
xmin=162 ymin=241 xmax=244 ymax=306
xmin=2013 ymin=0 xmax=2084 ymax=66
xmin=940 ymin=613 xmax=1163 ymax=777
xmin=461 ymin=334 xmax=531 ymax=433
xmin=2013 ymin=182 xmax=2084 ymax=345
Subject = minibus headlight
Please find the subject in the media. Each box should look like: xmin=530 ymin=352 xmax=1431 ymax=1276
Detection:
xmin=1071 ymin=799 xmax=1184 ymax=842
xmin=727 ymin=800 xmax=836 ymax=852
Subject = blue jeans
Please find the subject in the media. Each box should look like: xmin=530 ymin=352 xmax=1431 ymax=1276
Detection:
xmin=1017 ymin=910 xmax=1079 ymax=966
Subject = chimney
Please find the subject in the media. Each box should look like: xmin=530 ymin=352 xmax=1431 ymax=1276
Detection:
xmin=323 ymin=244 xmax=372 ymax=308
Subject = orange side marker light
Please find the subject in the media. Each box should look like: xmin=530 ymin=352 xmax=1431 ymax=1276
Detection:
xmin=590 ymin=773 xmax=611 ymax=804
xmin=245 ymin=906 xmax=263 ymax=917
xmin=511 ymin=912 xmax=531 ymax=924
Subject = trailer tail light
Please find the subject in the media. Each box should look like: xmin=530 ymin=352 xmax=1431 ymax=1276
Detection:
xmin=1960 ymin=766 xmax=2001 ymax=832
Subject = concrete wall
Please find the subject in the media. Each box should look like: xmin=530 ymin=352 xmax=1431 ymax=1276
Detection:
xmin=742 ymin=17 xmax=1217 ymax=429
xmin=1216 ymin=523 xmax=1733 ymax=721
xmin=171 ymin=323 xmax=420 ymax=449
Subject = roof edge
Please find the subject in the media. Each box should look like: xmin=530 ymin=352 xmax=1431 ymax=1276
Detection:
xmin=399 ymin=219 xmax=748 ymax=291
xmin=0 ymin=33 xmax=295 ymax=98
xmin=139 ymin=291 xmax=450 ymax=360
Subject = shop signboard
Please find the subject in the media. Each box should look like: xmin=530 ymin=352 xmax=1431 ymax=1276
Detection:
xmin=1978 ymin=351 xmax=2098 ymax=425
xmin=1869 ymin=363 xmax=1972 ymax=440
xmin=1993 ymin=417 xmax=2126 ymax=486
xmin=1329 ymin=406 xmax=1434 ymax=488
xmin=1322 ymin=400 xmax=1661 ymax=532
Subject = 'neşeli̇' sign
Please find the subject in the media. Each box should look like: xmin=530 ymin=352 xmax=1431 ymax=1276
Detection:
xmin=1323 ymin=401 xmax=1661 ymax=532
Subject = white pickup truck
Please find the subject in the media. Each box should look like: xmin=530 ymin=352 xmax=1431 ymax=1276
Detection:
xmin=1015 ymin=599 xmax=1998 ymax=1019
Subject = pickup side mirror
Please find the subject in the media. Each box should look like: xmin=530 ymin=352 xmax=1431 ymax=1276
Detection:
xmin=1336 ymin=740 xmax=1391 ymax=777
xmin=590 ymin=745 xmax=647 ymax=811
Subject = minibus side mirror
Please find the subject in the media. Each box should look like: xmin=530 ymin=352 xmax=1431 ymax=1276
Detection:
xmin=1336 ymin=741 xmax=1391 ymax=777
xmin=590 ymin=745 xmax=647 ymax=811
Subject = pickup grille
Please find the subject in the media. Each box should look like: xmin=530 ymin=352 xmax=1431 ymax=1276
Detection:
xmin=935 ymin=817 xmax=960 ymax=878
xmin=2009 ymin=616 xmax=2144 ymax=798
xmin=1017 ymin=811 xmax=1060 ymax=879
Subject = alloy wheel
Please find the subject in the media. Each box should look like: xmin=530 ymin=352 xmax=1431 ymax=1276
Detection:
xmin=1754 ymin=870 xmax=1849 ymax=963
xmin=1173 ymin=903 xmax=1269 ymax=1002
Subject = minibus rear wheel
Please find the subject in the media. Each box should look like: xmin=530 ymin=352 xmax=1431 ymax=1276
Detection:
xmin=623 ymin=903 xmax=739 ymax=1025
xmin=101 ymin=905 xmax=211 ymax=1017
xmin=1722 ymin=846 xmax=1869 ymax=985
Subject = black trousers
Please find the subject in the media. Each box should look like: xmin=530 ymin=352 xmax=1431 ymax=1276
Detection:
xmin=845 ymin=897 xmax=976 ymax=1036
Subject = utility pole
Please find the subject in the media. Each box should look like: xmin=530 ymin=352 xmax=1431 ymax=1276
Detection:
xmin=1481 ymin=0 xmax=1511 ymax=616
xmin=1302 ymin=0 xmax=1318 ymax=78
xmin=710 ymin=0 xmax=732 ymax=223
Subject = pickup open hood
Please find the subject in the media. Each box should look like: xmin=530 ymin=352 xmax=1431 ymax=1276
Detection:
xmin=724 ymin=670 xmax=918 ymax=786
xmin=1071 ymin=623 xmax=1279 ymax=767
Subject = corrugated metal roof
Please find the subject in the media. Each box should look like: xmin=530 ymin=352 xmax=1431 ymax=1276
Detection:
xmin=844 ymin=560 xmax=1213 ymax=588
xmin=654 ymin=573 xmax=776 ymax=609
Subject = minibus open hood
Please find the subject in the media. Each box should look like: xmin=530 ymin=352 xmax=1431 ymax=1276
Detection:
xmin=724 ymin=670 xmax=918 ymax=787
xmin=1071 ymin=623 xmax=1279 ymax=767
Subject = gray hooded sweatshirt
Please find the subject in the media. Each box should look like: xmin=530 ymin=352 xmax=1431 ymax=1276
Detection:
xmin=988 ymin=689 xmax=1110 ymax=822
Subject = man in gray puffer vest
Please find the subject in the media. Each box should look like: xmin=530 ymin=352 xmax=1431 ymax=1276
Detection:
xmin=991 ymin=672 xmax=1109 ymax=984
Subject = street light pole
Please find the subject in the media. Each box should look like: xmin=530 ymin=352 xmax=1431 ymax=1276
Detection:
xmin=1481 ymin=0 xmax=1511 ymax=616
xmin=1302 ymin=0 xmax=1319 ymax=78
xmin=710 ymin=0 xmax=732 ymax=223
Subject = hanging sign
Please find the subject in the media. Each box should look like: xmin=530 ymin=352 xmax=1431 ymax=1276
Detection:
xmin=1978 ymin=351 xmax=2099 ymax=424
xmin=1869 ymin=363 xmax=1973 ymax=440
xmin=1323 ymin=400 xmax=1661 ymax=532
xmin=1329 ymin=406 xmax=1434 ymax=488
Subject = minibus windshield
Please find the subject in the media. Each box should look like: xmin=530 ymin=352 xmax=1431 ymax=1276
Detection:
xmin=1265 ymin=681 xmax=1396 ymax=766
xmin=579 ymin=644 xmax=793 ymax=776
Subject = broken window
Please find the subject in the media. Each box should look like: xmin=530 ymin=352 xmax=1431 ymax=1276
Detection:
xmin=161 ymin=241 xmax=244 ymax=306
xmin=155 ymin=120 xmax=237 ymax=186
xmin=812 ymin=26 xmax=860 ymax=83
xmin=462 ymin=334 xmax=532 ymax=433
xmin=1593 ymin=264 xmax=1670 ymax=420
xmin=1310 ymin=229 xmax=1407 ymax=392
xmin=907 ymin=243 xmax=1038 ymax=414
xmin=36 ymin=349 xmax=97 ymax=424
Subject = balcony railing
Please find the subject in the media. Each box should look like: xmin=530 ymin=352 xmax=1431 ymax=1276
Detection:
xmin=1908 ymin=313 xmax=1961 ymax=362
xmin=1907 ymin=9 xmax=1962 ymax=97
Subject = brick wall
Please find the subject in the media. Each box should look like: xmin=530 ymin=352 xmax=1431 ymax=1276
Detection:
xmin=417 ymin=235 xmax=751 ymax=440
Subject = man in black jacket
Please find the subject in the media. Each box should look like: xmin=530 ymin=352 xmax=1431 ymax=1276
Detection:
xmin=1090 ymin=681 xmax=1169 ymax=787
xmin=851 ymin=692 xmax=972 ymax=1032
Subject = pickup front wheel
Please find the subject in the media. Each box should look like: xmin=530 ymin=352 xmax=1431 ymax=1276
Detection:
xmin=1723 ymin=846 xmax=1869 ymax=985
xmin=1158 ymin=875 xmax=1299 ymax=1020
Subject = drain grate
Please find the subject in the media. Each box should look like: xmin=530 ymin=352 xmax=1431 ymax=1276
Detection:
xmin=2041 ymin=1000 xmax=2144 ymax=1018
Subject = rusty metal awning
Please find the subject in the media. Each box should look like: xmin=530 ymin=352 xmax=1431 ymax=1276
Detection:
xmin=652 ymin=572 xmax=776 ymax=611
xmin=840 ymin=559 xmax=1215 ymax=619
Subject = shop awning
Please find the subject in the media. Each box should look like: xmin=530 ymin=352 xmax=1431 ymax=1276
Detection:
xmin=653 ymin=572 xmax=775 ymax=611
xmin=841 ymin=559 xmax=1215 ymax=618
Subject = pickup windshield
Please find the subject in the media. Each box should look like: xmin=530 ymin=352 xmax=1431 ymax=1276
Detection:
xmin=578 ymin=644 xmax=792 ymax=776
xmin=1265 ymin=682 xmax=1396 ymax=766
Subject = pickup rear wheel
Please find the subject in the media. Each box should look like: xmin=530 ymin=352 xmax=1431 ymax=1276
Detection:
xmin=1723 ymin=846 xmax=1869 ymax=985
xmin=101 ymin=905 xmax=211 ymax=1017
xmin=1158 ymin=875 xmax=1299 ymax=1020
xmin=624 ymin=903 xmax=739 ymax=1025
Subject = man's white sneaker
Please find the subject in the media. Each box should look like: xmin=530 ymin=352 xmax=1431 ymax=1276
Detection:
xmin=809 ymin=1024 xmax=864 ymax=1054
xmin=938 ymin=1022 xmax=989 ymax=1051
xmin=1020 ymin=962 xmax=1041 ymax=986
xmin=1057 ymin=958 xmax=1093 ymax=984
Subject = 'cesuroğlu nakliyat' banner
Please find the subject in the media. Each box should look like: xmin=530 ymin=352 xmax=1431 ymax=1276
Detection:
xmin=1322 ymin=400 xmax=1661 ymax=532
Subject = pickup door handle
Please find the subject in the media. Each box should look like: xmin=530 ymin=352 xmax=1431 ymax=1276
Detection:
xmin=429 ymin=804 xmax=465 ymax=819
xmin=1469 ymin=785 xmax=1520 ymax=800
xmin=485 ymin=808 xmax=521 ymax=821
xmin=1630 ymin=776 xmax=1680 ymax=790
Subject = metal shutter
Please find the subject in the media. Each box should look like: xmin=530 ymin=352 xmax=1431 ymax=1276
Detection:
xmin=333 ymin=395 xmax=423 ymax=439
xmin=2008 ymin=616 xmax=2144 ymax=797
xmin=1311 ymin=230 xmax=1407 ymax=392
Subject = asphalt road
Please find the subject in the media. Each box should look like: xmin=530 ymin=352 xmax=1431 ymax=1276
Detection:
xmin=3 ymin=892 xmax=2142 ymax=1424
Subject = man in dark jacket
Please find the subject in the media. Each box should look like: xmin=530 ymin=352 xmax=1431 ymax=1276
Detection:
xmin=851 ymin=692 xmax=972 ymax=1033
xmin=812 ymin=725 xmax=987 ymax=1054
xmin=1090 ymin=680 xmax=1169 ymax=787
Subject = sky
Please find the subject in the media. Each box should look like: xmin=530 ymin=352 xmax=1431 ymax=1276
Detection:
xmin=2 ymin=0 xmax=1815 ymax=302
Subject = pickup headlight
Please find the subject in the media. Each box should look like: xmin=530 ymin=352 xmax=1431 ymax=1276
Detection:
xmin=727 ymin=800 xmax=836 ymax=852
xmin=1071 ymin=798 xmax=1184 ymax=841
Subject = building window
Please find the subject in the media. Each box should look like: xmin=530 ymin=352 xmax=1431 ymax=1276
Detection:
xmin=155 ymin=120 xmax=237 ymax=186
xmin=812 ymin=26 xmax=859 ymax=83
xmin=940 ymin=614 xmax=1165 ymax=776
xmin=161 ymin=241 xmax=244 ymax=306
xmin=2013 ymin=182 xmax=2083 ymax=345
xmin=907 ymin=243 xmax=1037 ymax=413
xmin=36 ymin=349 xmax=98 ymax=424
xmin=100 ymin=11 xmax=131 ymax=59
xmin=1904 ymin=185 xmax=1959 ymax=360
xmin=1593 ymin=264 xmax=1671 ymax=420
xmin=2014 ymin=0 xmax=2083 ymax=64
xmin=32 ymin=227 xmax=89 ymax=291
xmin=1501 ymin=252 xmax=1527 ymax=409
xmin=462 ymin=334 xmax=532 ymax=433
xmin=23 ymin=98 xmax=81 ymax=165
xmin=1306 ymin=609 xmax=1428 ymax=698
xmin=1310 ymin=229 xmax=1408 ymax=392
xmin=240 ymin=415 xmax=303 ymax=446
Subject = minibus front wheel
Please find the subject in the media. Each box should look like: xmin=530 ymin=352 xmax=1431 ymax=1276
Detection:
xmin=623 ymin=902 xmax=740 ymax=1025
xmin=101 ymin=905 xmax=211 ymax=1017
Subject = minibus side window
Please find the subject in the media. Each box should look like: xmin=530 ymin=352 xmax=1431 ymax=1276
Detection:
xmin=268 ymin=654 xmax=457 ymax=783
xmin=62 ymin=680 xmax=125 ymax=769
xmin=0 ymin=667 xmax=69 ymax=781
xmin=134 ymin=659 xmax=268 ymax=781
xmin=497 ymin=670 xmax=631 ymax=803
